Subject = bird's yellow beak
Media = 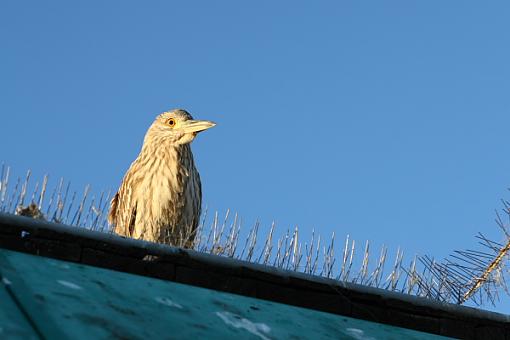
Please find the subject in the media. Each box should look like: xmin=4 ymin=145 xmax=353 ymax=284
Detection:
xmin=180 ymin=120 xmax=216 ymax=134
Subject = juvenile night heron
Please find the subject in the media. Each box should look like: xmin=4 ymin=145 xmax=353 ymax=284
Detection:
xmin=108 ymin=109 xmax=216 ymax=247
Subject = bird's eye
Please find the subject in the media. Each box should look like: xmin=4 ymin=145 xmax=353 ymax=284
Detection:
xmin=167 ymin=118 xmax=176 ymax=127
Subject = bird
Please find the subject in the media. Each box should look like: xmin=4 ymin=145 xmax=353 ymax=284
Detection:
xmin=108 ymin=109 xmax=216 ymax=247
xmin=16 ymin=203 xmax=46 ymax=221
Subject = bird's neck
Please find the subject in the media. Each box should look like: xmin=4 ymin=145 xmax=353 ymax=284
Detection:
xmin=138 ymin=139 xmax=194 ymax=176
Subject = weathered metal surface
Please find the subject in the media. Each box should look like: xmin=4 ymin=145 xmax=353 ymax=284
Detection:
xmin=0 ymin=281 xmax=39 ymax=339
xmin=1 ymin=213 xmax=509 ymax=339
xmin=0 ymin=249 xmax=450 ymax=339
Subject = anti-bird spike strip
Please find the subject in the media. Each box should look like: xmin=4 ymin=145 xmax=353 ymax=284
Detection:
xmin=1 ymin=164 xmax=510 ymax=307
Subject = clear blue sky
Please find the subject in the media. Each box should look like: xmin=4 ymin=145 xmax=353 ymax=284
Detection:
xmin=2 ymin=2 xmax=510 ymax=313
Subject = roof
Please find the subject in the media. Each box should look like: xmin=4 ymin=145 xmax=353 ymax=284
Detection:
xmin=0 ymin=212 xmax=509 ymax=339
xmin=1 ymin=248 xmax=448 ymax=339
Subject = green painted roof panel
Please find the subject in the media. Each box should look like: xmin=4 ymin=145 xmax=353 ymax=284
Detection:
xmin=0 ymin=280 xmax=39 ymax=339
xmin=0 ymin=249 xmax=451 ymax=339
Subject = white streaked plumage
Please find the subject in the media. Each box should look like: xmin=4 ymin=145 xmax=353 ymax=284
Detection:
xmin=108 ymin=109 xmax=215 ymax=246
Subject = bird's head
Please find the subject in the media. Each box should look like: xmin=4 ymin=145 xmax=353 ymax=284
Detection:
xmin=148 ymin=109 xmax=216 ymax=145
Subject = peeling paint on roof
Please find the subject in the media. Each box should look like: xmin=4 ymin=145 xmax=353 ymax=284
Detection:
xmin=56 ymin=280 xmax=83 ymax=290
xmin=0 ymin=248 xmax=451 ymax=339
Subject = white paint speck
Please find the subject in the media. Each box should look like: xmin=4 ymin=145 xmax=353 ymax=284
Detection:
xmin=57 ymin=280 xmax=83 ymax=290
xmin=155 ymin=297 xmax=183 ymax=309
xmin=47 ymin=260 xmax=70 ymax=269
xmin=345 ymin=328 xmax=376 ymax=340
xmin=216 ymin=311 xmax=271 ymax=340
xmin=2 ymin=277 xmax=12 ymax=285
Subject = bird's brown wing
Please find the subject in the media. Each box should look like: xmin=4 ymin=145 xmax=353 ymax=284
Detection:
xmin=194 ymin=170 xmax=202 ymax=228
xmin=108 ymin=183 xmax=137 ymax=237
